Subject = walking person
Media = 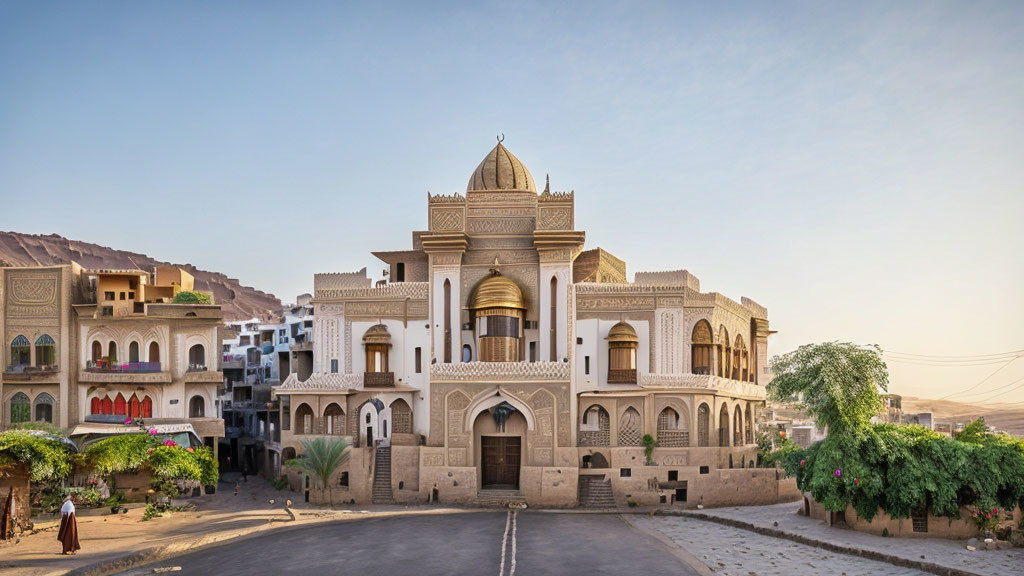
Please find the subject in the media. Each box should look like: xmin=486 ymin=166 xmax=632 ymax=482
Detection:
xmin=57 ymin=495 xmax=80 ymax=555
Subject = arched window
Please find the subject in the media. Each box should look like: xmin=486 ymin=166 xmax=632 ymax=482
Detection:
xmin=10 ymin=392 xmax=30 ymax=424
xmin=549 ymin=276 xmax=558 ymax=361
xmin=719 ymin=404 xmax=731 ymax=447
xmin=745 ymin=404 xmax=753 ymax=444
xmin=390 ymin=399 xmax=412 ymax=434
xmin=324 ymin=403 xmax=345 ymax=435
xmin=462 ymin=344 xmax=472 ymax=363
xmin=101 ymin=395 xmax=113 ymax=415
xmin=618 ymin=407 xmax=641 ymax=446
xmin=732 ymin=335 xmax=747 ymax=381
xmin=189 ymin=396 xmax=205 ymax=418
xmin=108 ymin=341 xmax=118 ymax=364
xmin=141 ymin=396 xmax=152 ymax=418
xmin=149 ymin=342 xmax=160 ymax=364
xmin=114 ymin=393 xmax=126 ymax=416
xmin=10 ymin=335 xmax=30 ymax=368
xmin=294 ymin=403 xmax=314 ymax=435
xmin=188 ymin=344 xmax=206 ymax=370
xmin=129 ymin=393 xmax=141 ymax=418
xmin=690 ymin=321 xmax=713 ymax=375
xmin=718 ymin=326 xmax=730 ymax=378
xmin=35 ymin=334 xmax=56 ymax=367
xmin=443 ymin=279 xmax=452 ymax=363
xmin=91 ymin=396 xmax=102 ymax=415
xmin=578 ymin=405 xmax=610 ymax=446
xmin=734 ymin=406 xmax=743 ymax=446
xmin=129 ymin=341 xmax=140 ymax=363
xmin=606 ymin=322 xmax=638 ymax=383
xmin=92 ymin=341 xmax=103 ymax=363
xmin=697 ymin=403 xmax=710 ymax=447
xmin=658 ymin=407 xmax=689 ymax=447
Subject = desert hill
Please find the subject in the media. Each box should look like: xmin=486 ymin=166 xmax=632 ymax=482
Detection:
xmin=0 ymin=231 xmax=281 ymax=321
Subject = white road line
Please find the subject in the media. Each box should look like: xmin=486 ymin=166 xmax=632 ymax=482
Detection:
xmin=499 ymin=510 xmax=512 ymax=576
xmin=509 ymin=510 xmax=518 ymax=576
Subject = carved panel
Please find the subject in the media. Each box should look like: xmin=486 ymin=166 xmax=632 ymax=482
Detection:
xmin=431 ymin=208 xmax=464 ymax=232
xmin=537 ymin=207 xmax=572 ymax=230
xmin=576 ymin=296 xmax=656 ymax=311
xmin=467 ymin=218 xmax=535 ymax=235
xmin=6 ymin=271 xmax=60 ymax=319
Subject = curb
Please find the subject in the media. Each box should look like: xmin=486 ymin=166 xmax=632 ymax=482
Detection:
xmin=656 ymin=510 xmax=982 ymax=576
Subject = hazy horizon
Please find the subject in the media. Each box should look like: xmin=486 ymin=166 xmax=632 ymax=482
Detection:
xmin=2 ymin=1 xmax=1021 ymax=403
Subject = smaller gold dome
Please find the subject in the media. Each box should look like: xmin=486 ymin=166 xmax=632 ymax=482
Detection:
xmin=467 ymin=142 xmax=536 ymax=192
xmin=469 ymin=273 xmax=525 ymax=310
xmin=606 ymin=321 xmax=638 ymax=344
xmin=362 ymin=324 xmax=392 ymax=345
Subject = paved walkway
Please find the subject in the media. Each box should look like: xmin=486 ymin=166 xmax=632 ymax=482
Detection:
xmin=0 ymin=473 xmax=458 ymax=576
xmin=642 ymin=501 xmax=1024 ymax=576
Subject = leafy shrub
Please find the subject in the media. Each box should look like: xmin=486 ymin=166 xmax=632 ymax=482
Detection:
xmin=0 ymin=430 xmax=74 ymax=482
xmin=642 ymin=434 xmax=657 ymax=464
xmin=85 ymin=434 xmax=158 ymax=475
xmin=172 ymin=291 xmax=212 ymax=304
xmin=141 ymin=503 xmax=160 ymax=521
xmin=84 ymin=434 xmax=218 ymax=493
xmin=269 ymin=476 xmax=289 ymax=490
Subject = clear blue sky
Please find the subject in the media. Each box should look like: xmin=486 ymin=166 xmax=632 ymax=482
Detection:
xmin=2 ymin=1 xmax=1022 ymax=404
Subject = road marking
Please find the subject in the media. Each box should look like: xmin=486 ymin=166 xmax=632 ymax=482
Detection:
xmin=499 ymin=510 xmax=512 ymax=576
xmin=498 ymin=510 xmax=519 ymax=576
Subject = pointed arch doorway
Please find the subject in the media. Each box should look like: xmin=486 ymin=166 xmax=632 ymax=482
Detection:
xmin=476 ymin=402 xmax=524 ymax=490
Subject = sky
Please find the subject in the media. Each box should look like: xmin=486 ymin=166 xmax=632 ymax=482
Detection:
xmin=1 ymin=1 xmax=1022 ymax=404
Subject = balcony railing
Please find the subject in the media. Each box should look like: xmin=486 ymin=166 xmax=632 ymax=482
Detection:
xmin=607 ymin=369 xmax=637 ymax=384
xmin=363 ymin=371 xmax=395 ymax=387
xmin=4 ymin=364 xmax=59 ymax=379
xmin=186 ymin=364 xmax=208 ymax=372
xmin=85 ymin=361 xmax=162 ymax=373
xmin=692 ymin=367 xmax=712 ymax=376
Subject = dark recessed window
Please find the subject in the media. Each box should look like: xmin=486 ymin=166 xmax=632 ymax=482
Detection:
xmin=330 ymin=359 xmax=338 ymax=373
xmin=668 ymin=470 xmax=678 ymax=482
xmin=699 ymin=466 xmax=709 ymax=475
xmin=620 ymin=468 xmax=631 ymax=477
xmin=576 ymin=337 xmax=583 ymax=345
xmin=585 ymin=356 xmax=590 ymax=375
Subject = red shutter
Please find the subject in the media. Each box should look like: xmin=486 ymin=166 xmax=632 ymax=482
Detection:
xmin=102 ymin=396 xmax=113 ymax=415
xmin=114 ymin=393 xmax=126 ymax=415
xmin=91 ymin=397 xmax=101 ymax=414
xmin=141 ymin=396 xmax=153 ymax=418
xmin=129 ymin=394 xmax=140 ymax=418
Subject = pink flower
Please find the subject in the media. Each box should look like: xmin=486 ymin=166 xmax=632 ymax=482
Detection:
xmin=148 ymin=428 xmax=158 ymax=435
xmin=124 ymin=418 xmax=133 ymax=425
xmin=835 ymin=469 xmax=842 ymax=477
xmin=854 ymin=478 xmax=860 ymax=485
xmin=800 ymin=460 xmax=805 ymax=467
xmin=164 ymin=439 xmax=176 ymax=447
xmin=147 ymin=448 xmax=153 ymax=454
xmin=986 ymin=513 xmax=992 ymax=519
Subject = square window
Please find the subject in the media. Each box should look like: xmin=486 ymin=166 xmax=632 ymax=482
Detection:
xmin=675 ymin=488 xmax=687 ymax=502
xmin=668 ymin=470 xmax=678 ymax=482
xmin=576 ymin=337 xmax=583 ymax=345
xmin=699 ymin=466 xmax=710 ymax=475
xmin=330 ymin=359 xmax=338 ymax=373
xmin=620 ymin=468 xmax=631 ymax=478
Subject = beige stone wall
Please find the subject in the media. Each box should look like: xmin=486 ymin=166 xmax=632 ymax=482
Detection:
xmin=805 ymin=497 xmax=1023 ymax=540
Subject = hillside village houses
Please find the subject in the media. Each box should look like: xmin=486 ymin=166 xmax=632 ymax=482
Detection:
xmin=268 ymin=141 xmax=797 ymax=508
xmin=1 ymin=264 xmax=224 ymax=459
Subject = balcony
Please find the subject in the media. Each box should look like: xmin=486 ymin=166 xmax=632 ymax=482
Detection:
xmin=3 ymin=364 xmax=60 ymax=381
xmin=79 ymin=361 xmax=172 ymax=384
xmin=222 ymin=355 xmax=245 ymax=369
xmin=607 ymin=369 xmax=637 ymax=384
xmin=637 ymin=372 xmax=766 ymax=400
xmin=85 ymin=360 xmax=162 ymax=373
xmin=187 ymin=364 xmax=208 ymax=372
xmin=430 ymin=361 xmax=570 ymax=382
xmin=363 ymin=371 xmax=395 ymax=388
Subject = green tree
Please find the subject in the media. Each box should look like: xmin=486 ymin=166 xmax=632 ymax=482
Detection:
xmin=172 ymin=291 xmax=213 ymax=304
xmin=285 ymin=437 xmax=350 ymax=507
xmin=953 ymin=417 xmax=987 ymax=444
xmin=768 ymin=342 xmax=888 ymax=434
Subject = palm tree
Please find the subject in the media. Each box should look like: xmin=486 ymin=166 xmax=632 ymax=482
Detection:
xmin=284 ymin=437 xmax=350 ymax=507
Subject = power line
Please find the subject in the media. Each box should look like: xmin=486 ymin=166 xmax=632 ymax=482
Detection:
xmin=937 ymin=356 xmax=1021 ymax=400
xmin=956 ymin=374 xmax=1024 ymax=400
xmin=969 ymin=375 xmax=1024 ymax=404
xmin=881 ymin=348 xmax=1024 ymax=359
xmin=885 ymin=355 xmax=1024 ymax=367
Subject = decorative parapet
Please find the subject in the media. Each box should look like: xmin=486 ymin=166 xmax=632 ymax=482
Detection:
xmin=538 ymin=190 xmax=574 ymax=201
xmin=575 ymin=284 xmax=761 ymax=320
xmin=427 ymin=192 xmax=466 ymax=204
xmin=430 ymin=361 xmax=570 ymax=382
xmin=634 ymin=270 xmax=700 ymax=291
xmin=638 ymin=372 xmax=766 ymax=400
xmin=274 ymin=372 xmax=362 ymax=392
xmin=78 ymin=370 xmax=173 ymax=384
xmin=315 ymin=282 xmax=428 ymax=301
xmin=313 ymin=268 xmax=371 ymax=293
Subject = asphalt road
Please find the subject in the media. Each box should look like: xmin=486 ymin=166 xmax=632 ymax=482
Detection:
xmin=125 ymin=511 xmax=700 ymax=576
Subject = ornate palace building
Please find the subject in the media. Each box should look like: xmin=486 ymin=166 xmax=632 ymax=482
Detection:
xmin=273 ymin=141 xmax=794 ymax=508
xmin=1 ymin=265 xmax=224 ymax=458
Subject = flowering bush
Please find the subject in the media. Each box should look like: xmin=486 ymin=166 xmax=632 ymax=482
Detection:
xmin=84 ymin=434 xmax=218 ymax=492
xmin=0 ymin=430 xmax=73 ymax=482
xmin=968 ymin=506 xmax=1002 ymax=534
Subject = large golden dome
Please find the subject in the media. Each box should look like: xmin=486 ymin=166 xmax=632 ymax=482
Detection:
xmin=469 ymin=273 xmax=525 ymax=310
xmin=467 ymin=142 xmax=536 ymax=192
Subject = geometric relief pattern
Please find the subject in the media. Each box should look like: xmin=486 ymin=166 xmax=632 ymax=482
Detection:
xmin=617 ymin=407 xmax=642 ymax=446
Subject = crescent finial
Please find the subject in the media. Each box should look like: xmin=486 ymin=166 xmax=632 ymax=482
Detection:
xmin=497 ymin=133 xmax=504 ymax=143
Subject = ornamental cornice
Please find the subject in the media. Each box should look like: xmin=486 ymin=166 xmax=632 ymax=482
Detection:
xmin=314 ymin=282 xmax=429 ymax=301
xmin=575 ymin=283 xmax=686 ymax=295
xmin=430 ymin=361 xmax=569 ymax=382
xmin=275 ymin=372 xmax=362 ymax=392
xmin=427 ymin=192 xmax=466 ymax=204
xmin=638 ymin=373 xmax=766 ymax=399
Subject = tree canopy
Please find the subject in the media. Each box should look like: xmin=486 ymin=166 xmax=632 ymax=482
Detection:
xmin=768 ymin=342 xmax=888 ymax=434
xmin=172 ymin=291 xmax=213 ymax=304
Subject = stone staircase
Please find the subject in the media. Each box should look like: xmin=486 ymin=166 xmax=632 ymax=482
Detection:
xmin=476 ymin=489 xmax=527 ymax=508
xmin=579 ymin=476 xmax=616 ymax=508
xmin=371 ymin=446 xmax=395 ymax=504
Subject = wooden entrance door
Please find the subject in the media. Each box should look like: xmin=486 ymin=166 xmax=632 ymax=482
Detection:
xmin=481 ymin=436 xmax=521 ymax=488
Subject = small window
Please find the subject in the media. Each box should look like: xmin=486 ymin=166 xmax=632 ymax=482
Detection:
xmin=120 ymin=292 xmax=126 ymax=300
xmin=529 ymin=341 xmax=537 ymax=362
xmin=620 ymin=468 xmax=631 ymax=478
xmin=415 ymin=347 xmax=422 ymax=373
xmin=128 ymin=291 xmax=135 ymax=299
xmin=912 ymin=510 xmax=928 ymax=533
xmin=395 ymin=262 xmax=405 ymax=282
xmin=675 ymin=488 xmax=687 ymax=502
xmin=585 ymin=356 xmax=590 ymax=375
xmin=668 ymin=470 xmax=678 ymax=482
xmin=104 ymin=291 xmax=115 ymax=301
xmin=339 ymin=471 xmax=349 ymax=487
xmin=330 ymin=359 xmax=338 ymax=373
xmin=699 ymin=466 xmax=709 ymax=475
xmin=102 ymin=306 xmax=113 ymax=316
xmin=576 ymin=337 xmax=583 ymax=345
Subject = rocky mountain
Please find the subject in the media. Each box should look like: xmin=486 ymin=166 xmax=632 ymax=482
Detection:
xmin=0 ymin=231 xmax=281 ymax=321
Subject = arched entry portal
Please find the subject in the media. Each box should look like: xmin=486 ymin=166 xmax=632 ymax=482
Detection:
xmin=474 ymin=406 xmax=525 ymax=490
xmin=359 ymin=398 xmax=386 ymax=447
